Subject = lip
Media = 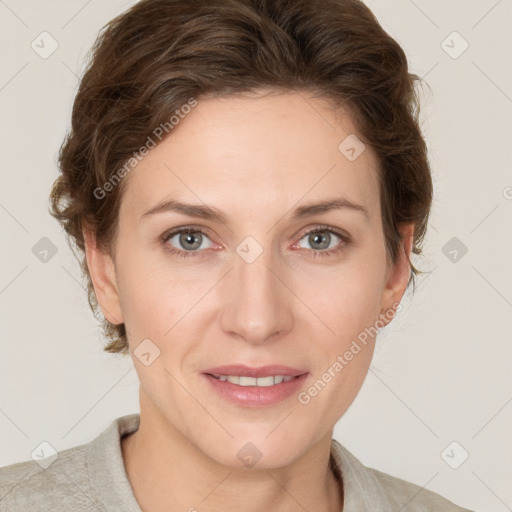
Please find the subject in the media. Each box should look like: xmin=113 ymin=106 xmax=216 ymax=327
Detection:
xmin=202 ymin=365 xmax=309 ymax=408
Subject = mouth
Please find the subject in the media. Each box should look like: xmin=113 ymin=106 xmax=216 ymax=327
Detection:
xmin=202 ymin=365 xmax=309 ymax=407
xmin=208 ymin=374 xmax=297 ymax=386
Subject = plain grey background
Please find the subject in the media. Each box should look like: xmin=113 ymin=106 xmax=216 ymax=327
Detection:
xmin=1 ymin=1 xmax=511 ymax=511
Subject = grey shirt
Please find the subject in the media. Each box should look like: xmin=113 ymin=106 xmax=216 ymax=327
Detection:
xmin=0 ymin=413 xmax=475 ymax=511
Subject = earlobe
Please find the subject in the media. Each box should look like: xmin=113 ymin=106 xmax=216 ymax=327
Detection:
xmin=379 ymin=223 xmax=415 ymax=324
xmin=83 ymin=225 xmax=124 ymax=325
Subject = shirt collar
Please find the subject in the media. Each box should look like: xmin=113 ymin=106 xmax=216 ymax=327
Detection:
xmin=87 ymin=413 xmax=142 ymax=511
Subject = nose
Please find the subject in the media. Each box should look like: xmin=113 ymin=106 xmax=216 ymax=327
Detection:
xmin=220 ymin=242 xmax=294 ymax=345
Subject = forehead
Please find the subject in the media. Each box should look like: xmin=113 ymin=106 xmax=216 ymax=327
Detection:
xmin=120 ymin=91 xmax=382 ymax=223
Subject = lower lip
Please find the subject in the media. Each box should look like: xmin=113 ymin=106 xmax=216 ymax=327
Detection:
xmin=203 ymin=373 xmax=309 ymax=408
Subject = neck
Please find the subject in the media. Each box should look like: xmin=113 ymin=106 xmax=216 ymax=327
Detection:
xmin=121 ymin=405 xmax=343 ymax=512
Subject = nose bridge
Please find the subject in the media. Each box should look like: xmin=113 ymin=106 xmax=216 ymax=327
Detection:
xmin=220 ymin=239 xmax=292 ymax=344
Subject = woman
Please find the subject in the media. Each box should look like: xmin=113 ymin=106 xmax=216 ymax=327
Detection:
xmin=0 ymin=0 xmax=476 ymax=510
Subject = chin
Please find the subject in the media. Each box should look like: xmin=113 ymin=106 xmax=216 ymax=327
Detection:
xmin=195 ymin=428 xmax=315 ymax=471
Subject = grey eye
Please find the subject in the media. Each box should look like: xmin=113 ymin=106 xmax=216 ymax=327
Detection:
xmin=298 ymin=230 xmax=341 ymax=251
xmin=167 ymin=230 xmax=213 ymax=251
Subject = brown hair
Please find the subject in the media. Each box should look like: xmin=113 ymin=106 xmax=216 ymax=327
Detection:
xmin=50 ymin=0 xmax=433 ymax=354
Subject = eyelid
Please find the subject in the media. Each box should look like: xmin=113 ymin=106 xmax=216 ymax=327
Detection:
xmin=296 ymin=224 xmax=351 ymax=242
xmin=161 ymin=224 xmax=215 ymax=241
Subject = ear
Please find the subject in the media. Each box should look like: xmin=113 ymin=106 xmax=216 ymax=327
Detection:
xmin=83 ymin=225 xmax=124 ymax=325
xmin=378 ymin=222 xmax=415 ymax=327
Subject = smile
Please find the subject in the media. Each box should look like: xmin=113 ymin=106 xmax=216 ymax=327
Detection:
xmin=209 ymin=374 xmax=296 ymax=386
xmin=202 ymin=366 xmax=309 ymax=407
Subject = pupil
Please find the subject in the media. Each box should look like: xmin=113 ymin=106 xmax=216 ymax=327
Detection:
xmin=311 ymin=232 xmax=329 ymax=250
xmin=181 ymin=231 xmax=201 ymax=250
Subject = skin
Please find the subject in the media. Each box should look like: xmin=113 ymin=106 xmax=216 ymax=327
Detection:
xmin=84 ymin=89 xmax=414 ymax=512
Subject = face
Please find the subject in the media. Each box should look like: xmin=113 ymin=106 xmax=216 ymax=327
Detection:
xmin=86 ymin=90 xmax=412 ymax=469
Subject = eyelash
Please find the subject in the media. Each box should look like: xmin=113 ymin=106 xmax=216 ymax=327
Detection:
xmin=160 ymin=225 xmax=351 ymax=260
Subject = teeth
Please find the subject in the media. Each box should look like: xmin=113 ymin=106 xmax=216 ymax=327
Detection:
xmin=253 ymin=376 xmax=275 ymax=387
xmin=213 ymin=375 xmax=295 ymax=386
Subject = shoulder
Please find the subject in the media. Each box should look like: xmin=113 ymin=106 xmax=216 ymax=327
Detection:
xmin=0 ymin=413 xmax=141 ymax=511
xmin=0 ymin=442 xmax=96 ymax=511
xmin=366 ymin=465 xmax=475 ymax=511
xmin=330 ymin=439 xmax=477 ymax=512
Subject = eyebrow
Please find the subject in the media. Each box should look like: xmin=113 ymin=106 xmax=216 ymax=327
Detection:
xmin=140 ymin=197 xmax=369 ymax=223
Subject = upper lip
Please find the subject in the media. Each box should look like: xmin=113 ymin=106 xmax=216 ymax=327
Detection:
xmin=203 ymin=365 xmax=308 ymax=378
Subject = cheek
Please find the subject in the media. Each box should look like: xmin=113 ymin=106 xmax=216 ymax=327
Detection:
xmin=115 ymin=248 xmax=217 ymax=355
xmin=309 ymin=261 xmax=385 ymax=342
xmin=114 ymin=242 xmax=175 ymax=340
xmin=299 ymin=255 xmax=385 ymax=399
xmin=118 ymin=277 xmax=181 ymax=343
xmin=297 ymin=274 xmax=381 ymax=421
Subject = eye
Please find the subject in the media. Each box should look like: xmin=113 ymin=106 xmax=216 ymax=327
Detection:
xmin=160 ymin=225 xmax=350 ymax=260
xmin=162 ymin=228 xmax=214 ymax=258
xmin=294 ymin=226 xmax=349 ymax=257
